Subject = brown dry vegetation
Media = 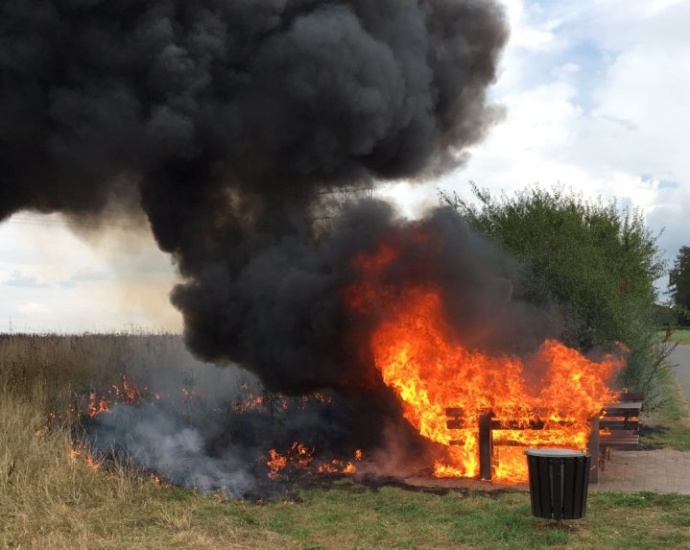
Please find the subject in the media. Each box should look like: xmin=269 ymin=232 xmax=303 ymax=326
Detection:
xmin=3 ymin=334 xmax=690 ymax=550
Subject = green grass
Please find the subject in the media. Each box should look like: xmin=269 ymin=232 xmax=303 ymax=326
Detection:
xmin=665 ymin=329 xmax=690 ymax=345
xmin=4 ymin=334 xmax=690 ymax=549
xmin=6 ymin=457 xmax=690 ymax=550
xmin=641 ymin=365 xmax=690 ymax=451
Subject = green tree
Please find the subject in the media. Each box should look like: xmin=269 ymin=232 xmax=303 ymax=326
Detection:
xmin=440 ymin=183 xmax=668 ymax=399
xmin=669 ymin=246 xmax=690 ymax=326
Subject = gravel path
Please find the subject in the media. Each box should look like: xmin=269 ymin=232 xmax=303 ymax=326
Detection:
xmin=668 ymin=344 xmax=690 ymax=401
xmin=592 ymin=343 xmax=690 ymax=493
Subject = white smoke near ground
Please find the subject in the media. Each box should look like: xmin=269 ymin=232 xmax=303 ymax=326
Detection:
xmin=90 ymin=403 xmax=257 ymax=497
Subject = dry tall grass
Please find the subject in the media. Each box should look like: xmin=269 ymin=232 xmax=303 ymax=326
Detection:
xmin=0 ymin=333 xmax=292 ymax=550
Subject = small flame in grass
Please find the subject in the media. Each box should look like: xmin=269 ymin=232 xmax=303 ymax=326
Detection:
xmin=88 ymin=375 xmax=148 ymax=417
xmin=232 ymin=388 xmax=334 ymax=414
xmin=89 ymin=392 xmax=110 ymax=417
xmin=267 ymin=443 xmax=313 ymax=478
xmin=233 ymin=394 xmax=264 ymax=412
xmin=151 ymin=473 xmax=170 ymax=486
xmin=266 ymin=449 xmax=288 ymax=479
xmin=317 ymin=459 xmax=357 ymax=474
xmin=181 ymin=387 xmax=198 ymax=398
xmin=34 ymin=412 xmax=59 ymax=438
xmin=116 ymin=376 xmax=142 ymax=402
xmin=267 ymin=445 xmax=363 ymax=478
xmin=69 ymin=442 xmax=102 ymax=472
xmin=300 ymin=392 xmax=334 ymax=408
xmin=317 ymin=460 xmax=344 ymax=474
xmin=34 ymin=426 xmax=48 ymax=438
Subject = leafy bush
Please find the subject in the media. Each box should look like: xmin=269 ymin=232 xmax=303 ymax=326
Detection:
xmin=440 ymin=184 xmax=669 ymax=401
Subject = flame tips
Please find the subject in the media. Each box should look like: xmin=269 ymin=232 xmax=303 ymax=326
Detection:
xmin=87 ymin=375 xmax=148 ymax=418
xmin=69 ymin=442 xmax=102 ymax=472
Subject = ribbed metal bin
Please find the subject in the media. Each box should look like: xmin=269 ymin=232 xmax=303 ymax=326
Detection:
xmin=524 ymin=449 xmax=591 ymax=520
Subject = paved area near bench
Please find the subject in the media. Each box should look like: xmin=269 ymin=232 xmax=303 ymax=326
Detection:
xmin=403 ymin=448 xmax=690 ymax=494
xmin=670 ymin=344 xmax=690 ymax=403
xmin=595 ymin=449 xmax=690 ymax=493
xmin=592 ymin=344 xmax=690 ymax=494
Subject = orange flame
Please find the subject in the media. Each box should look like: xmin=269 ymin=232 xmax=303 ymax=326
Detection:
xmin=347 ymin=240 xmax=624 ymax=482
xmin=88 ymin=391 xmax=111 ymax=417
xmin=266 ymin=442 xmax=315 ymax=478
xmin=115 ymin=377 xmax=142 ymax=402
xmin=233 ymin=388 xmax=333 ymax=414
xmin=266 ymin=445 xmax=363 ymax=478
xmin=233 ymin=394 xmax=264 ymax=412
xmin=317 ymin=459 xmax=346 ymax=474
xmin=342 ymin=462 xmax=357 ymax=474
xmin=88 ymin=375 xmax=145 ymax=417
xmin=69 ymin=443 xmax=101 ymax=472
xmin=266 ymin=449 xmax=288 ymax=478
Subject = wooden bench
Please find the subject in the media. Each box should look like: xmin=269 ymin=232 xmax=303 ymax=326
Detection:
xmin=444 ymin=392 xmax=644 ymax=482
xmin=598 ymin=391 xmax=644 ymax=471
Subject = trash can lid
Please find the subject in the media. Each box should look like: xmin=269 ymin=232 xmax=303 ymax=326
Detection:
xmin=524 ymin=448 xmax=589 ymax=457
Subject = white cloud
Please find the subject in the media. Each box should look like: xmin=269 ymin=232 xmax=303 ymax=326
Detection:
xmin=16 ymin=302 xmax=52 ymax=314
xmin=441 ymin=0 xmax=690 ymax=274
xmin=0 ymin=212 xmax=180 ymax=333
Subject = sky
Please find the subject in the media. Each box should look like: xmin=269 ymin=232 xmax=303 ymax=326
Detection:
xmin=1 ymin=0 xmax=688 ymax=333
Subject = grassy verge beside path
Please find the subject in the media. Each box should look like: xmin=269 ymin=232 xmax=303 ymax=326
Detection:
xmin=665 ymin=329 xmax=690 ymax=345
xmin=642 ymin=362 xmax=690 ymax=451
xmin=5 ymin=443 xmax=690 ymax=550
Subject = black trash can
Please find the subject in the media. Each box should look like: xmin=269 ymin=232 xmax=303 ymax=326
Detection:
xmin=524 ymin=448 xmax=591 ymax=520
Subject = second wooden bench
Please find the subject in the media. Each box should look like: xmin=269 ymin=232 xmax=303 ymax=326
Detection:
xmin=598 ymin=391 xmax=644 ymax=470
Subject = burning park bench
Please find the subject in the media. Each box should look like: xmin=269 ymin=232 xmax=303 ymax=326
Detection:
xmin=347 ymin=234 xmax=626 ymax=488
xmin=445 ymin=407 xmax=601 ymax=482
xmin=446 ymin=391 xmax=643 ymax=484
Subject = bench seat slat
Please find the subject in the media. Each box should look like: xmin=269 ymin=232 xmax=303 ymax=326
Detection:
xmin=599 ymin=422 xmax=640 ymax=433
xmin=600 ymin=435 xmax=640 ymax=446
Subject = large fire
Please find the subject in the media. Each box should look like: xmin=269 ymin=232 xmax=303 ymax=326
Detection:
xmin=66 ymin=226 xmax=624 ymax=489
xmin=346 ymin=237 xmax=624 ymax=483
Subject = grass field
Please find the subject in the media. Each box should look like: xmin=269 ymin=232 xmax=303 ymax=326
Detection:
xmin=641 ymin=361 xmax=690 ymax=451
xmin=667 ymin=329 xmax=690 ymax=345
xmin=4 ymin=334 xmax=690 ymax=549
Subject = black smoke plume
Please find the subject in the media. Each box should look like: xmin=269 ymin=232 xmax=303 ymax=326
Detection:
xmin=1 ymin=1 xmax=508 ymax=394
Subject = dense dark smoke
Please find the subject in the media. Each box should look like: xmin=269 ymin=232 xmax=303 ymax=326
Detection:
xmin=1 ymin=1 xmax=508 ymax=392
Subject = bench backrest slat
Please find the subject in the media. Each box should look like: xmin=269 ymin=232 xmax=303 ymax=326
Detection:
xmin=618 ymin=391 xmax=644 ymax=402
